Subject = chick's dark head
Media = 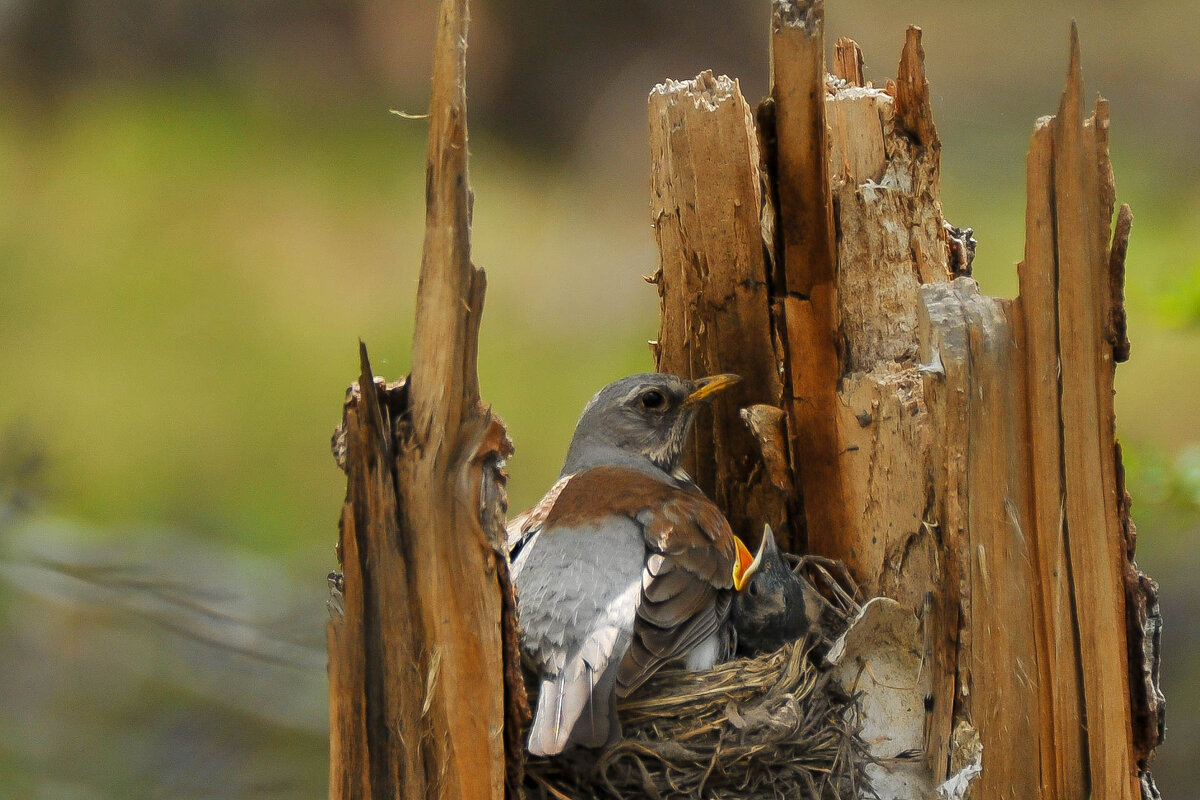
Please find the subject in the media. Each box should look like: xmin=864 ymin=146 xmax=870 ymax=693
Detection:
xmin=731 ymin=526 xmax=809 ymax=656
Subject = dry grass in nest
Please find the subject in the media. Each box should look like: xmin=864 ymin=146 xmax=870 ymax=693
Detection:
xmin=524 ymin=558 xmax=870 ymax=800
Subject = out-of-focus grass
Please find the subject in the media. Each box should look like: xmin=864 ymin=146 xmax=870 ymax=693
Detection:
xmin=0 ymin=82 xmax=657 ymax=579
xmin=1 ymin=82 xmax=428 ymax=568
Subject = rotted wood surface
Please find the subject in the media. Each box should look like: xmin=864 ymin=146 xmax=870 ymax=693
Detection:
xmin=327 ymin=0 xmax=523 ymax=798
xmin=822 ymin=25 xmax=949 ymax=612
xmin=648 ymin=70 xmax=791 ymax=543
xmin=648 ymin=4 xmax=1160 ymax=796
xmin=769 ymin=0 xmax=849 ymax=559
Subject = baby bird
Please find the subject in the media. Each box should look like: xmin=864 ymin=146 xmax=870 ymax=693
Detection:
xmin=730 ymin=525 xmax=809 ymax=656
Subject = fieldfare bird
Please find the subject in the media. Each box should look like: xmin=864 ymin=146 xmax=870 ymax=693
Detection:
xmin=508 ymin=372 xmax=756 ymax=757
xmin=730 ymin=525 xmax=809 ymax=656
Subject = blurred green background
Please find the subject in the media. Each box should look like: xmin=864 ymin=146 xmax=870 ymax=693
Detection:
xmin=0 ymin=1 xmax=1196 ymax=797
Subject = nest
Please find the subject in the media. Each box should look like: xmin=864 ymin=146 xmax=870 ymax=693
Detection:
xmin=524 ymin=558 xmax=870 ymax=800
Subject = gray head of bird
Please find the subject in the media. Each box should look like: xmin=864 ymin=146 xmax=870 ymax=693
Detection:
xmin=731 ymin=525 xmax=809 ymax=655
xmin=560 ymin=372 xmax=741 ymax=476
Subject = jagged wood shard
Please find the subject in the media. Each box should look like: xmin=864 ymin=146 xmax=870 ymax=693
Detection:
xmin=833 ymin=37 xmax=865 ymax=87
xmin=327 ymin=0 xmax=523 ymax=798
xmin=649 ymin=70 xmax=792 ymax=542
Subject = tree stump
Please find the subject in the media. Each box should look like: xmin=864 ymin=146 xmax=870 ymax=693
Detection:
xmin=326 ymin=1 xmax=525 ymax=798
xmin=651 ymin=2 xmax=1163 ymax=797
xmin=325 ymin=0 xmax=1164 ymax=797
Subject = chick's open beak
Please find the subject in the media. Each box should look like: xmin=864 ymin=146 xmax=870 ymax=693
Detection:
xmin=733 ymin=525 xmax=774 ymax=591
xmin=684 ymin=373 xmax=742 ymax=406
xmin=724 ymin=534 xmax=753 ymax=592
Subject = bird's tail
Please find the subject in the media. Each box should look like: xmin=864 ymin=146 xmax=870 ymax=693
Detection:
xmin=526 ymin=654 xmax=622 ymax=757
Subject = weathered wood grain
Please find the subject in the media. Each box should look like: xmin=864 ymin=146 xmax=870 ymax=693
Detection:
xmin=1051 ymin=27 xmax=1138 ymax=799
xmin=923 ymin=280 xmax=1043 ymax=799
xmin=769 ymin=0 xmax=852 ymax=560
xmin=1016 ymin=117 xmax=1087 ymax=798
xmin=648 ymin=71 xmax=791 ymax=543
xmin=328 ymin=0 xmax=520 ymax=797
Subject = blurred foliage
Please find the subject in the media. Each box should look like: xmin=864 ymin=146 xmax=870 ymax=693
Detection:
xmin=1130 ymin=444 xmax=1200 ymax=511
xmin=1160 ymin=263 xmax=1200 ymax=328
xmin=1 ymin=0 xmax=1199 ymax=797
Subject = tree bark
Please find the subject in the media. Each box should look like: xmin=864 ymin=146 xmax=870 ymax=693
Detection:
xmin=326 ymin=0 xmax=524 ymax=798
xmin=648 ymin=70 xmax=792 ymax=542
xmin=768 ymin=0 xmax=850 ymax=558
xmin=650 ymin=3 xmax=1163 ymax=796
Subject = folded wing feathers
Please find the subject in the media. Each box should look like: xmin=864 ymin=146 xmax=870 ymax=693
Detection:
xmin=641 ymin=559 xmax=691 ymax=601
xmin=616 ymin=493 xmax=738 ymax=695
xmin=516 ymin=468 xmax=739 ymax=754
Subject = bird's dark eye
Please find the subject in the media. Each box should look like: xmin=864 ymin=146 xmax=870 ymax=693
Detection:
xmin=747 ymin=578 xmax=759 ymax=597
xmin=640 ymin=390 xmax=667 ymax=410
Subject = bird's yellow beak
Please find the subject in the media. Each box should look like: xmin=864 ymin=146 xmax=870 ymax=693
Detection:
xmin=684 ymin=373 xmax=742 ymax=406
xmin=732 ymin=529 xmax=769 ymax=592
xmin=732 ymin=535 xmax=756 ymax=591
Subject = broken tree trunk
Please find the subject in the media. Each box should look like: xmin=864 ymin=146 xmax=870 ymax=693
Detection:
xmin=327 ymin=0 xmax=524 ymax=798
xmin=649 ymin=71 xmax=792 ymax=543
xmin=652 ymin=2 xmax=1162 ymax=797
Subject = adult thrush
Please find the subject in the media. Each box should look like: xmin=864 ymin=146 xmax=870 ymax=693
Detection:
xmin=508 ymin=372 xmax=755 ymax=757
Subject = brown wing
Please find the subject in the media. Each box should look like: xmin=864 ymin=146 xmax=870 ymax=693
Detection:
xmin=535 ymin=466 xmax=740 ymax=698
xmin=617 ymin=487 xmax=738 ymax=696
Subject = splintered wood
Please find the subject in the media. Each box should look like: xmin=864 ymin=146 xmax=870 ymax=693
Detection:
xmin=327 ymin=0 xmax=522 ymax=799
xmin=649 ymin=3 xmax=1159 ymax=797
xmin=648 ymin=71 xmax=790 ymax=541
